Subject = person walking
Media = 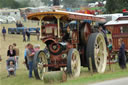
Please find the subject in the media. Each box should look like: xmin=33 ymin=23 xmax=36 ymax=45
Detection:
xmin=22 ymin=29 xmax=26 ymax=42
xmin=26 ymin=43 xmax=35 ymax=78
xmin=36 ymin=28 xmax=40 ymax=41
xmin=118 ymin=38 xmax=127 ymax=69
xmin=13 ymin=43 xmax=19 ymax=69
xmin=26 ymin=29 xmax=30 ymax=41
xmin=2 ymin=26 xmax=6 ymax=41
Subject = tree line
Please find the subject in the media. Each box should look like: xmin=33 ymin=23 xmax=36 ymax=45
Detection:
xmin=105 ymin=0 xmax=128 ymax=13
xmin=0 ymin=0 xmax=128 ymax=14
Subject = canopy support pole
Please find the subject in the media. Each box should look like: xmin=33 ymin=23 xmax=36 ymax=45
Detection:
xmin=40 ymin=19 xmax=42 ymax=39
xmin=57 ymin=18 xmax=60 ymax=38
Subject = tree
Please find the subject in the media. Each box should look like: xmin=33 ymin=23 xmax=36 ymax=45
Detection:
xmin=0 ymin=0 xmax=29 ymax=9
xmin=105 ymin=0 xmax=128 ymax=13
xmin=62 ymin=0 xmax=80 ymax=8
xmin=41 ymin=0 xmax=51 ymax=6
xmin=105 ymin=0 xmax=116 ymax=13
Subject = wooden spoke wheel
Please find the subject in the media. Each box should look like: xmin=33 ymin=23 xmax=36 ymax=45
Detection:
xmin=67 ymin=48 xmax=81 ymax=77
xmin=86 ymin=33 xmax=107 ymax=73
xmin=33 ymin=50 xmax=48 ymax=80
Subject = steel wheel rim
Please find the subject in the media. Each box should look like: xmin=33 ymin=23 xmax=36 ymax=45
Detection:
xmin=37 ymin=52 xmax=48 ymax=80
xmin=94 ymin=34 xmax=107 ymax=73
xmin=71 ymin=50 xmax=81 ymax=77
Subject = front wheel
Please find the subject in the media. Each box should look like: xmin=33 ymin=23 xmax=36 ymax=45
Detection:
xmin=67 ymin=48 xmax=81 ymax=77
xmin=33 ymin=50 xmax=48 ymax=80
xmin=86 ymin=33 xmax=107 ymax=73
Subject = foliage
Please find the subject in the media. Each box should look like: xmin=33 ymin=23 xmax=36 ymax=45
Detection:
xmin=105 ymin=0 xmax=128 ymax=13
xmin=0 ymin=0 xmax=29 ymax=9
xmin=41 ymin=0 xmax=51 ymax=6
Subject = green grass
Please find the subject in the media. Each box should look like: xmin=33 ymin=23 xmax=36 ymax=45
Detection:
xmin=0 ymin=23 xmax=128 ymax=85
xmin=59 ymin=65 xmax=128 ymax=85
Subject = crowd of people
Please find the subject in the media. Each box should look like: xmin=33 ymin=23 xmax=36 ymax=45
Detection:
xmin=6 ymin=42 xmax=40 ymax=78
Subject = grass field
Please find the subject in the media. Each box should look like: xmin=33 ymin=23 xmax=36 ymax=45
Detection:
xmin=0 ymin=23 xmax=128 ymax=85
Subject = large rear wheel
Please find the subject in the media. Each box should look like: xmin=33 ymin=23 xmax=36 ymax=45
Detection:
xmin=86 ymin=33 xmax=107 ymax=73
xmin=67 ymin=48 xmax=81 ymax=77
xmin=33 ymin=50 xmax=48 ymax=80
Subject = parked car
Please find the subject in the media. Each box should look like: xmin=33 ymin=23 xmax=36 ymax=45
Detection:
xmin=7 ymin=16 xmax=16 ymax=23
xmin=0 ymin=16 xmax=7 ymax=24
xmin=0 ymin=18 xmax=6 ymax=24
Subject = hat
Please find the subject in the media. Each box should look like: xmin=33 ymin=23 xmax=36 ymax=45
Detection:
xmin=34 ymin=44 xmax=40 ymax=48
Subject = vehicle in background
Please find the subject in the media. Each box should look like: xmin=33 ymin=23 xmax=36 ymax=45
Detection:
xmin=0 ymin=16 xmax=7 ymax=24
xmin=0 ymin=9 xmax=21 ymax=21
xmin=0 ymin=18 xmax=6 ymax=24
xmin=0 ymin=16 xmax=16 ymax=24
xmin=7 ymin=16 xmax=16 ymax=23
xmin=8 ymin=27 xmax=40 ymax=34
xmin=96 ymin=13 xmax=123 ymax=22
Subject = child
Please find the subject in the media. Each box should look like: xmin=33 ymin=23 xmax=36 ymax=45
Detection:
xmin=34 ymin=44 xmax=40 ymax=52
xmin=7 ymin=61 xmax=16 ymax=77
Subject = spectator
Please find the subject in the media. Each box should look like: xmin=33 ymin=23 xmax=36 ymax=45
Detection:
xmin=13 ymin=43 xmax=19 ymax=69
xmin=26 ymin=29 xmax=30 ymax=41
xmin=7 ymin=45 xmax=16 ymax=59
xmin=18 ymin=21 xmax=23 ymax=27
xmin=2 ymin=26 xmax=6 ymax=41
xmin=118 ymin=38 xmax=127 ymax=69
xmin=24 ymin=44 xmax=29 ymax=70
xmin=36 ymin=28 xmax=40 ymax=41
xmin=23 ymin=14 xmax=27 ymax=22
xmin=34 ymin=44 xmax=40 ymax=52
xmin=0 ymin=55 xmax=2 ymax=61
xmin=26 ymin=43 xmax=35 ymax=78
xmin=22 ymin=29 xmax=26 ymax=42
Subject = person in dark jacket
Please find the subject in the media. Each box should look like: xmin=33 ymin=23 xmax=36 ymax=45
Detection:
xmin=118 ymin=38 xmax=127 ymax=69
xmin=7 ymin=45 xmax=16 ymax=58
xmin=2 ymin=26 xmax=6 ymax=40
xmin=26 ymin=29 xmax=30 ymax=41
xmin=22 ymin=29 xmax=26 ymax=42
xmin=62 ymin=25 xmax=71 ymax=41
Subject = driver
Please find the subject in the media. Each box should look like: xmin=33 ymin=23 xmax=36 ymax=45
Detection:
xmin=62 ymin=25 xmax=71 ymax=41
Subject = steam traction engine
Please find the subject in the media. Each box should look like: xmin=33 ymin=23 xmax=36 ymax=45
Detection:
xmin=27 ymin=10 xmax=107 ymax=80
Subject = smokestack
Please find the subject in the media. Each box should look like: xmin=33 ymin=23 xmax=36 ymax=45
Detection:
xmin=53 ymin=0 xmax=60 ymax=6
